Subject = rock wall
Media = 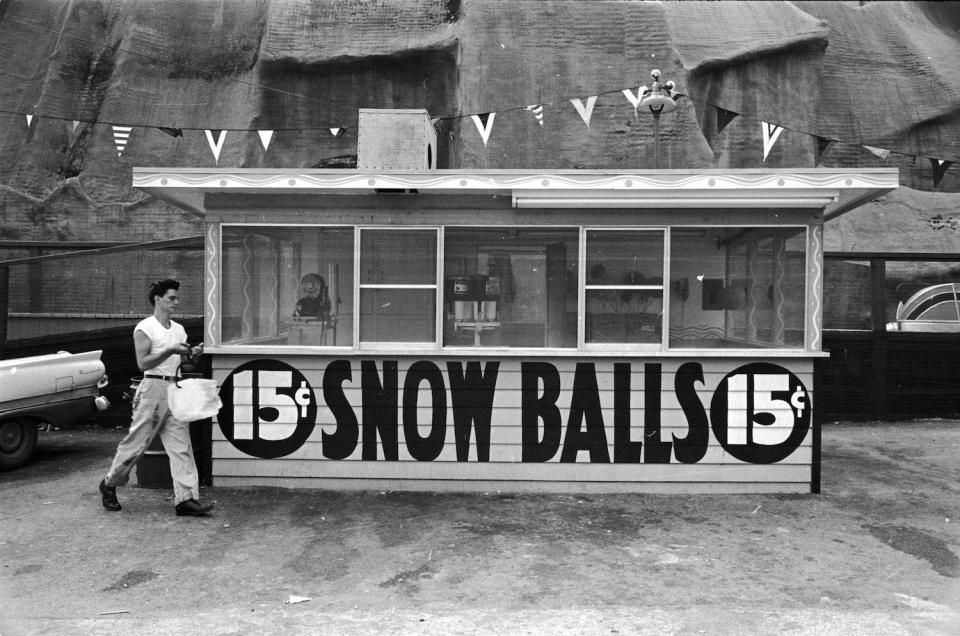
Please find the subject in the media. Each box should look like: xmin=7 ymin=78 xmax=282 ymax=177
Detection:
xmin=0 ymin=0 xmax=957 ymax=249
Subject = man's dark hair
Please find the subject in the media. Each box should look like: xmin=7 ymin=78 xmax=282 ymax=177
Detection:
xmin=148 ymin=279 xmax=180 ymax=306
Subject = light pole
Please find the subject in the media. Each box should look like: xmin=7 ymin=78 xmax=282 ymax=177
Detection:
xmin=639 ymin=69 xmax=678 ymax=169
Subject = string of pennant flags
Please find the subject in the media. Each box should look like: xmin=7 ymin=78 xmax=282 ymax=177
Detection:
xmin=456 ymin=88 xmax=956 ymax=188
xmin=1 ymin=14 xmax=955 ymax=187
xmin=19 ymin=110 xmax=347 ymax=164
xmin=7 ymin=80 xmax=956 ymax=188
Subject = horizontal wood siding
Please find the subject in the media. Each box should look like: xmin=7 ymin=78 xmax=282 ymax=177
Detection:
xmin=213 ymin=476 xmax=811 ymax=494
xmin=211 ymin=355 xmax=815 ymax=493
xmin=207 ymin=204 xmax=816 ymax=228
xmin=213 ymin=441 xmax=813 ymax=465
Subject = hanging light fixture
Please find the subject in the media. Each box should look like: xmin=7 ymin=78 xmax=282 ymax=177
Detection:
xmin=639 ymin=69 xmax=678 ymax=169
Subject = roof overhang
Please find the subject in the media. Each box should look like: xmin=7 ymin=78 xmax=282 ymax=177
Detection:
xmin=132 ymin=168 xmax=898 ymax=218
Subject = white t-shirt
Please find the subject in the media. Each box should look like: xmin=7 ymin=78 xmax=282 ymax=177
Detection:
xmin=135 ymin=315 xmax=187 ymax=377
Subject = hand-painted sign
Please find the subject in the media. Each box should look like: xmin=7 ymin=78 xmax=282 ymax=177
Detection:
xmin=711 ymin=363 xmax=810 ymax=464
xmin=218 ymin=359 xmax=810 ymax=465
xmin=217 ymin=359 xmax=317 ymax=459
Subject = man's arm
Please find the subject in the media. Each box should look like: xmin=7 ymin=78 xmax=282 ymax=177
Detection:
xmin=134 ymin=330 xmax=191 ymax=372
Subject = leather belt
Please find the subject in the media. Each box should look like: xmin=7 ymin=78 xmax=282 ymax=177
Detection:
xmin=144 ymin=374 xmax=177 ymax=382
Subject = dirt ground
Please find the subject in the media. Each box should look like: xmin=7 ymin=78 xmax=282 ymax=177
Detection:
xmin=1 ymin=419 xmax=958 ymax=635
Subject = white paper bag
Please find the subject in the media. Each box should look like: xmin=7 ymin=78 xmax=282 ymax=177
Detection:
xmin=167 ymin=378 xmax=222 ymax=421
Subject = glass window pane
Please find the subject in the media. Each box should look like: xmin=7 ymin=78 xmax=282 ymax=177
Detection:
xmin=586 ymin=230 xmax=663 ymax=286
xmin=360 ymin=288 xmax=435 ymax=342
xmin=584 ymin=230 xmax=664 ymax=345
xmin=669 ymin=227 xmax=806 ymax=349
xmin=885 ymin=261 xmax=960 ymax=331
xmin=359 ymin=229 xmax=438 ymax=344
xmin=361 ymin=230 xmax=436 ymax=284
xmin=824 ymin=258 xmax=872 ymax=330
xmin=586 ymin=290 xmax=663 ymax=343
xmin=221 ymin=226 xmax=354 ymax=346
xmin=443 ymin=228 xmax=578 ymax=348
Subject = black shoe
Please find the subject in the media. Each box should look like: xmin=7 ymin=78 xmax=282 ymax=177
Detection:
xmin=175 ymin=498 xmax=214 ymax=516
xmin=99 ymin=479 xmax=121 ymax=511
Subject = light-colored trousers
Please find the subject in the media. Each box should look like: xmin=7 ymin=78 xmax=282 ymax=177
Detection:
xmin=104 ymin=377 xmax=200 ymax=504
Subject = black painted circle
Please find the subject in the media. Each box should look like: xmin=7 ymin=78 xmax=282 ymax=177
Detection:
xmin=710 ymin=362 xmax=810 ymax=464
xmin=218 ymin=359 xmax=317 ymax=459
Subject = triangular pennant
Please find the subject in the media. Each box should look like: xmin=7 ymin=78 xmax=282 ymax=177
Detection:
xmin=26 ymin=114 xmax=33 ymax=127
xmin=621 ymin=86 xmax=645 ymax=119
xmin=470 ymin=113 xmax=496 ymax=146
xmin=158 ymin=127 xmax=182 ymax=138
xmin=716 ymin=107 xmax=739 ymax=134
xmin=525 ymin=104 xmax=544 ymax=127
xmin=930 ymin=158 xmax=954 ymax=188
xmin=761 ymin=121 xmax=784 ymax=162
xmin=204 ymin=129 xmax=226 ymax=164
xmin=864 ymin=145 xmax=890 ymax=160
xmin=569 ymin=96 xmax=598 ymax=128
xmin=112 ymin=125 xmax=132 ymax=157
xmin=72 ymin=120 xmax=80 ymax=132
xmin=257 ymin=130 xmax=274 ymax=151
xmin=329 ymin=128 xmax=344 ymax=137
xmin=815 ymin=136 xmax=837 ymax=166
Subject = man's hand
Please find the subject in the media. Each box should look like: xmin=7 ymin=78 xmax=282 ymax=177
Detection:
xmin=180 ymin=343 xmax=205 ymax=372
xmin=170 ymin=342 xmax=193 ymax=356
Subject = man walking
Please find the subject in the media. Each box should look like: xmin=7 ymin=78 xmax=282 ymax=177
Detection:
xmin=99 ymin=279 xmax=214 ymax=516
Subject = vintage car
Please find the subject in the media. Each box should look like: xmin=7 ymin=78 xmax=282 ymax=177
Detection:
xmin=0 ymin=350 xmax=108 ymax=471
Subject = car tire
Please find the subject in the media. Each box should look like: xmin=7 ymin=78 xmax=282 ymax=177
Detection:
xmin=0 ymin=418 xmax=38 ymax=471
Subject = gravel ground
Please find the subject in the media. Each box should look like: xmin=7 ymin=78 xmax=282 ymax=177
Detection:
xmin=1 ymin=419 xmax=958 ymax=635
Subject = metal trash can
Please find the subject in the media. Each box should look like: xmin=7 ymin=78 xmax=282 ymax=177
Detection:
xmin=133 ymin=374 xmax=214 ymax=488
xmin=128 ymin=376 xmax=172 ymax=489
xmin=136 ymin=429 xmax=173 ymax=489
xmin=191 ymin=417 xmax=212 ymax=487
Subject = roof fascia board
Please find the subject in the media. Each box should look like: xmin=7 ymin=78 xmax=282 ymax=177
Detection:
xmin=133 ymin=168 xmax=899 ymax=216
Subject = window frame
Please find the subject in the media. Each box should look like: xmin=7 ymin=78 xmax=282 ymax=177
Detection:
xmin=218 ymin=223 xmax=356 ymax=350
xmin=216 ymin=221 xmax=812 ymax=354
xmin=667 ymin=224 xmax=810 ymax=351
xmin=356 ymin=226 xmax=441 ymax=351
xmin=440 ymin=225 xmax=580 ymax=351
xmin=580 ymin=226 xmax=669 ymax=352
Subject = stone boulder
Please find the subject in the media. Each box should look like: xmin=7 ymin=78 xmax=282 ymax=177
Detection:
xmin=0 ymin=0 xmax=956 ymax=248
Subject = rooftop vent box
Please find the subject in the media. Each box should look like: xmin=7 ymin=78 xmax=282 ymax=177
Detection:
xmin=357 ymin=109 xmax=437 ymax=171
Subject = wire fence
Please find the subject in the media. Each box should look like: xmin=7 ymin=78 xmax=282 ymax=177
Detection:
xmin=1 ymin=244 xmax=203 ymax=341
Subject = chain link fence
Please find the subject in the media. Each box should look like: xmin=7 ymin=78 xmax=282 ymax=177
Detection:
xmin=1 ymin=240 xmax=203 ymax=342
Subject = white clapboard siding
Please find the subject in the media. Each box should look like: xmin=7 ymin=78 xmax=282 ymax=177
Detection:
xmin=238 ymin=388 xmax=807 ymax=411
xmin=212 ymin=458 xmax=811 ymax=482
xmin=218 ymin=408 xmax=808 ymax=437
xmin=212 ymin=357 xmax=812 ymax=379
xmin=212 ymin=439 xmax=813 ymax=464
xmin=213 ymin=406 xmax=813 ymax=459
xmin=210 ymin=355 xmax=816 ymax=493
xmin=213 ymin=476 xmax=811 ymax=494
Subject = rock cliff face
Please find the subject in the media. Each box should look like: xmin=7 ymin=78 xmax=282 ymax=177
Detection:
xmin=0 ymin=0 xmax=957 ymax=250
